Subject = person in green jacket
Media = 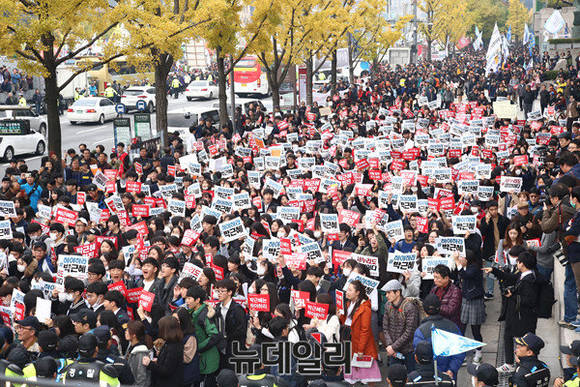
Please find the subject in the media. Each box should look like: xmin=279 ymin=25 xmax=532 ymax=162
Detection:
xmin=186 ymin=285 xmax=221 ymax=387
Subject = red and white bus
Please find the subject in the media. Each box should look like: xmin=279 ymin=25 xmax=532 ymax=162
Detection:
xmin=233 ymin=56 xmax=269 ymax=96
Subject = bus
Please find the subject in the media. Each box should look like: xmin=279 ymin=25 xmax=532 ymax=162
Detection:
xmin=85 ymin=57 xmax=154 ymax=95
xmin=233 ymin=56 xmax=270 ymax=96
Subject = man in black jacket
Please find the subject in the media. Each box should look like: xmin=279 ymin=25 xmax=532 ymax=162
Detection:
xmin=509 ymin=333 xmax=550 ymax=387
xmin=215 ymin=279 xmax=247 ymax=370
xmin=330 ymin=223 xmax=356 ymax=252
xmin=485 ymin=251 xmax=539 ymax=372
xmin=156 ymin=257 xmax=179 ymax=313
xmin=406 ymin=341 xmax=454 ymax=386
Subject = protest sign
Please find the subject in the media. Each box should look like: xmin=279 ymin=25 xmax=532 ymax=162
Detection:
xmin=422 ymin=257 xmax=452 ymax=280
xmin=305 ymin=301 xmax=329 ymax=320
xmin=126 ymin=288 xmax=143 ymax=304
xmin=343 ymin=273 xmax=379 ymax=295
xmin=387 ymin=252 xmax=416 ymax=273
xmin=56 ymin=255 xmax=89 ymax=288
xmin=299 ymin=242 xmax=324 ymax=263
xmin=436 ymin=237 xmax=466 ymax=255
xmin=248 ymin=293 xmax=270 ymax=312
xmin=219 ymin=217 xmax=247 ymax=243
xmin=0 ymin=221 xmax=12 ymax=240
xmin=335 ymin=290 xmax=344 ymax=314
xmin=291 ymin=290 xmax=310 ymax=309
xmin=0 ymin=201 xmax=16 ymax=217
xmin=384 ymin=220 xmax=404 ymax=241
xmin=54 ymin=206 xmax=78 ymax=226
xmin=452 ymin=215 xmax=477 ymax=235
xmin=138 ymin=291 xmax=155 ymax=312
xmin=352 ymin=253 xmax=379 ymax=277
xmin=332 ymin=249 xmax=353 ymax=268
xmin=500 ymin=176 xmax=523 ymax=193
xmin=179 ymin=262 xmax=204 ymax=281
xmin=320 ymin=213 xmax=339 ymax=234
xmin=168 ymin=199 xmax=186 ymax=216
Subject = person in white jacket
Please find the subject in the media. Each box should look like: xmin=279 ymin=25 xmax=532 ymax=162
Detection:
xmin=304 ymin=294 xmax=341 ymax=343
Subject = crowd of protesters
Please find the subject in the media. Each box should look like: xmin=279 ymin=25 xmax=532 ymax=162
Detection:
xmin=0 ymin=44 xmax=579 ymax=387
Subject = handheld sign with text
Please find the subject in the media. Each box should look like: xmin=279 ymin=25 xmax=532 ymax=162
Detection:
xmin=335 ymin=290 xmax=344 ymax=314
xmin=305 ymin=301 xmax=329 ymax=320
xmin=248 ymin=293 xmax=270 ymax=312
xmin=138 ymin=290 xmax=155 ymax=312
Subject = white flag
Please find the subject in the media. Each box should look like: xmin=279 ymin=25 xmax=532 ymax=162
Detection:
xmin=544 ymin=10 xmax=566 ymax=34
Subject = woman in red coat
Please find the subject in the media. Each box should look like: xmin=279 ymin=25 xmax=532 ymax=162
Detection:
xmin=340 ymin=280 xmax=381 ymax=385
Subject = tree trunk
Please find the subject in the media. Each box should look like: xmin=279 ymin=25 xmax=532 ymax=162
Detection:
xmin=427 ymin=39 xmax=432 ymax=62
xmin=216 ymin=51 xmax=229 ymax=129
xmin=348 ymin=33 xmax=354 ymax=84
xmin=154 ymin=53 xmax=172 ymax=149
xmin=331 ymin=50 xmax=337 ymax=95
xmin=44 ymin=72 xmax=61 ymax=157
xmin=271 ymin=83 xmax=281 ymax=112
xmin=306 ymin=56 xmax=313 ymax=106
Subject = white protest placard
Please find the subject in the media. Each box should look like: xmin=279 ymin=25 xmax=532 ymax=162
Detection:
xmin=187 ymin=182 xmax=202 ymax=198
xmin=452 ymin=215 xmax=477 ymax=235
xmin=264 ymin=178 xmax=283 ymax=198
xmin=0 ymin=201 xmax=16 ymax=217
xmin=398 ymin=195 xmax=418 ymax=212
xmin=387 ymin=252 xmax=417 ymax=273
xmin=384 ymin=220 xmax=404 ymax=242
xmin=422 ymin=257 xmax=452 ymax=280
xmin=212 ymin=198 xmax=234 ymax=214
xmin=233 ymin=192 xmax=251 ymax=211
xmin=201 ymin=206 xmax=223 ymax=222
xmin=352 ymin=253 xmax=379 ymax=277
xmin=299 ymin=242 xmax=324 ymax=263
xmin=277 ymin=206 xmax=301 ymax=224
xmin=477 ymin=186 xmax=494 ymax=201
xmin=262 ymin=238 xmax=281 ymax=262
xmin=343 ymin=273 xmax=379 ymax=296
xmin=168 ymin=199 xmax=186 ymax=216
xmin=92 ymin=170 xmax=109 ymax=190
xmin=0 ymin=221 xmax=12 ymax=240
xmin=500 ymin=176 xmax=523 ymax=194
xmin=320 ymin=213 xmax=339 ymax=234
xmin=436 ymin=237 xmax=466 ymax=255
xmin=56 ymin=255 xmax=89 ymax=289
xmin=35 ymin=297 xmax=52 ymax=323
xmin=458 ymin=180 xmax=479 ymax=195
xmin=219 ymin=217 xmax=247 ymax=243
xmin=179 ymin=262 xmax=204 ymax=281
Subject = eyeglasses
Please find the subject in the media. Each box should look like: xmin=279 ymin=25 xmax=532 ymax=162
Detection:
xmin=15 ymin=326 xmax=32 ymax=331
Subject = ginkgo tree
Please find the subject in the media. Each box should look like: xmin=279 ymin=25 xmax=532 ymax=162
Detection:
xmin=506 ymin=0 xmax=529 ymax=41
xmin=123 ymin=0 xmax=212 ymax=147
xmin=435 ymin=0 xmax=472 ymax=55
xmin=0 ymin=0 xmax=128 ymax=156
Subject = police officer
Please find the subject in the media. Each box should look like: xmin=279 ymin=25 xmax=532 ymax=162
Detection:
xmin=94 ymin=325 xmax=135 ymax=385
xmin=387 ymin=364 xmax=408 ymax=387
xmin=0 ymin=346 xmax=29 ymax=384
xmin=509 ymin=333 xmax=550 ymax=387
xmin=104 ymin=84 xmax=118 ymax=101
xmin=236 ymin=345 xmax=288 ymax=387
xmin=467 ymin=363 xmax=499 ymax=387
xmin=406 ymin=341 xmax=455 ymax=386
xmin=555 ymin=341 xmax=580 ymax=386
xmin=171 ymin=77 xmax=181 ymax=99
xmin=61 ymin=333 xmax=120 ymax=386
xmin=22 ymin=356 xmax=58 ymax=381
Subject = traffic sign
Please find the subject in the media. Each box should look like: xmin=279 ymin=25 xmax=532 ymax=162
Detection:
xmin=134 ymin=113 xmax=152 ymax=141
xmin=115 ymin=104 xmax=126 ymax=115
xmin=113 ymin=118 xmax=131 ymax=148
xmin=136 ymin=100 xmax=147 ymax=112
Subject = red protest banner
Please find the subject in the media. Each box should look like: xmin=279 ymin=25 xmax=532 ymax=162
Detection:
xmin=338 ymin=210 xmax=361 ymax=227
xmin=291 ymin=290 xmax=310 ymax=308
xmin=138 ymin=290 xmax=155 ymax=312
xmin=74 ymin=243 xmax=98 ymax=258
xmin=210 ymin=263 xmax=224 ymax=280
xmin=332 ymin=249 xmax=352 ymax=268
xmin=77 ymin=192 xmax=86 ymax=206
xmin=54 ymin=207 xmax=78 ymax=227
xmin=108 ymin=281 xmax=127 ymax=298
xmin=126 ymin=181 xmax=142 ymax=193
xmin=126 ymin=221 xmax=148 ymax=238
xmin=513 ymin=155 xmax=528 ymax=167
xmin=285 ymin=253 xmax=307 ymax=270
xmin=181 ymin=229 xmax=200 ymax=246
xmin=416 ymin=217 xmax=429 ymax=234
xmin=248 ymin=293 xmax=270 ymax=312
xmin=132 ymin=204 xmax=150 ymax=218
xmin=126 ymin=288 xmax=143 ymax=304
xmin=305 ymin=301 xmax=329 ymax=320
xmin=335 ymin=290 xmax=344 ymax=315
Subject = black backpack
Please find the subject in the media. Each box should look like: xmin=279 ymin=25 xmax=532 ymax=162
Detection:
xmin=535 ymin=272 xmax=556 ymax=319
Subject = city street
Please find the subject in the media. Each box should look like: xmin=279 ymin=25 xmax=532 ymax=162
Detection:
xmin=0 ymin=92 xmax=291 ymax=174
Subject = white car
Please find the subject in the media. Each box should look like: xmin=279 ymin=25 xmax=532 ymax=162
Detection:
xmin=66 ymin=97 xmax=117 ymax=125
xmin=0 ymin=106 xmax=47 ymax=137
xmin=185 ymin=80 xmax=218 ymax=100
xmin=0 ymin=120 xmax=46 ymax=160
xmin=121 ymin=86 xmax=156 ymax=112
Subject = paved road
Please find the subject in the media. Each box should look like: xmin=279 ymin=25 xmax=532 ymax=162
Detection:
xmin=0 ymin=92 xmax=290 ymax=175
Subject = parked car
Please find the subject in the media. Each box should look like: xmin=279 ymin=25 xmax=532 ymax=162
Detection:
xmin=167 ymin=107 xmax=221 ymax=137
xmin=120 ymin=86 xmax=156 ymax=112
xmin=211 ymin=100 xmax=266 ymax=115
xmin=0 ymin=118 xmax=46 ymax=160
xmin=0 ymin=106 xmax=47 ymax=137
xmin=185 ymin=80 xmax=218 ymax=100
xmin=66 ymin=97 xmax=117 ymax=125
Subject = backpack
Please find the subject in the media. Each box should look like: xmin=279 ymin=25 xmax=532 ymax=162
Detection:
xmin=196 ymin=306 xmax=227 ymax=352
xmin=535 ymin=272 xmax=556 ymax=319
xmin=401 ymin=297 xmax=427 ymax=322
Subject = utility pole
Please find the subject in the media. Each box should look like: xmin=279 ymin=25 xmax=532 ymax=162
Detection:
xmin=412 ymin=0 xmax=418 ymax=64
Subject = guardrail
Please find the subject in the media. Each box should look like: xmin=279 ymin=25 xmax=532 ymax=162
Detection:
xmin=0 ymin=373 xmax=100 ymax=386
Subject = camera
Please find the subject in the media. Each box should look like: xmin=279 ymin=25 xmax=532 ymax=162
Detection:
xmin=502 ymin=285 xmax=515 ymax=296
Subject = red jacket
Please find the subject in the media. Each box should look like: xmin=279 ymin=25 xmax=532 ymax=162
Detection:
xmin=340 ymin=299 xmax=378 ymax=359
xmin=430 ymin=283 xmax=462 ymax=328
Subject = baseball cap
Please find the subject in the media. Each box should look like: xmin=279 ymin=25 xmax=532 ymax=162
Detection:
xmin=383 ymin=279 xmax=403 ymax=292
xmin=15 ymin=316 xmax=39 ymax=331
xmin=92 ymin=325 xmax=111 ymax=345
xmin=515 ymin=333 xmax=545 ymax=354
xmin=77 ymin=333 xmax=98 ymax=357
xmin=561 ymin=340 xmax=580 ymax=356
xmin=387 ymin=363 xmax=408 ymax=384
xmin=467 ymin=363 xmax=499 ymax=386
xmin=415 ymin=341 xmax=433 ymax=364
xmin=216 ymin=369 xmax=238 ymax=387
xmin=34 ymin=356 xmax=57 ymax=378
xmin=37 ymin=330 xmax=58 ymax=352
xmin=70 ymin=310 xmax=97 ymax=328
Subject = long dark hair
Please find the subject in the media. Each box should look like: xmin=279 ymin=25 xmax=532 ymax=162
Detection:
xmin=347 ymin=280 xmax=368 ymax=319
xmin=174 ymin=307 xmax=195 ymax=336
xmin=158 ymin=315 xmax=183 ymax=343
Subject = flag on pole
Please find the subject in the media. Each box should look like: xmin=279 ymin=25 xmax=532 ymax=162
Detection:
xmin=473 ymin=26 xmax=483 ymax=51
xmin=507 ymin=26 xmax=512 ymax=42
xmin=485 ymin=23 xmax=503 ymax=74
xmin=523 ymin=24 xmax=530 ymax=45
xmin=431 ymin=327 xmax=486 ymax=357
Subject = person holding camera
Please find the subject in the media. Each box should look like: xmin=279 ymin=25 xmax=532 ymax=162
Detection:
xmin=483 ymin=250 xmax=539 ymax=373
xmin=562 ymin=186 xmax=580 ymax=331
